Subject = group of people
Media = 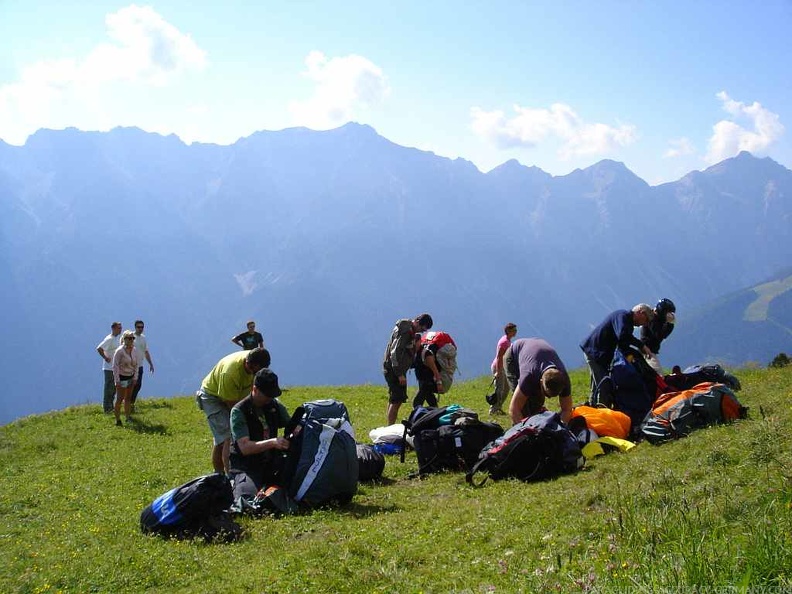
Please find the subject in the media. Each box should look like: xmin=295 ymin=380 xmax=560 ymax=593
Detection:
xmin=382 ymin=299 xmax=676 ymax=431
xmin=95 ymin=320 xmax=155 ymax=426
xmin=98 ymin=305 xmax=674 ymax=496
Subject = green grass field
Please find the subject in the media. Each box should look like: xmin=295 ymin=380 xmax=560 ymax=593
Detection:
xmin=1 ymin=367 xmax=790 ymax=593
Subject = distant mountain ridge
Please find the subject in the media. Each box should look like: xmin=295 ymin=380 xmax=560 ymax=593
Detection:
xmin=0 ymin=123 xmax=790 ymax=423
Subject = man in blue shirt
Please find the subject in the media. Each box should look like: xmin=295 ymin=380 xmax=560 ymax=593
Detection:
xmin=580 ymin=304 xmax=654 ymax=397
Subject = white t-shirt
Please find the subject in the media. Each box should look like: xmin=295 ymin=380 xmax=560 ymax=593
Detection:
xmin=97 ymin=333 xmax=121 ymax=371
xmin=134 ymin=333 xmax=148 ymax=367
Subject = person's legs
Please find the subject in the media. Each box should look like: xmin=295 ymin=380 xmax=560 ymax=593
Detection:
xmin=131 ymin=366 xmax=143 ymax=406
xmin=384 ymin=369 xmax=407 ymax=425
xmin=103 ymin=370 xmax=116 ymax=413
xmin=583 ymin=353 xmax=608 ymax=398
xmin=201 ymin=393 xmax=232 ymax=474
xmin=491 ymin=369 xmax=509 ymax=414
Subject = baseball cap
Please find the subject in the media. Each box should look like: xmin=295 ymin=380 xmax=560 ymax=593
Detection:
xmin=254 ymin=369 xmax=282 ymax=398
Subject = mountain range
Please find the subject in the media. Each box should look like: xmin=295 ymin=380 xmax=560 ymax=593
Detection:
xmin=0 ymin=123 xmax=790 ymax=423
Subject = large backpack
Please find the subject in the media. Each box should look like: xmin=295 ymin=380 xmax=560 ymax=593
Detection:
xmin=140 ymin=473 xmax=242 ymax=542
xmin=466 ymin=411 xmax=584 ymax=486
xmin=280 ymin=399 xmax=359 ymax=507
xmin=421 ymin=332 xmax=458 ymax=390
xmin=640 ymin=382 xmax=748 ymax=444
xmin=663 ymin=364 xmax=741 ymax=392
xmin=592 ymin=349 xmax=666 ymax=435
xmin=401 ymin=405 xmax=502 ymax=476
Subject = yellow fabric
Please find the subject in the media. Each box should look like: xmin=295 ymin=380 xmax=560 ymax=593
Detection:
xmin=582 ymin=436 xmax=636 ymax=459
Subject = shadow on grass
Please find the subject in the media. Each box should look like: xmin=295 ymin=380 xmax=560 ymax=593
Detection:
xmin=333 ymin=501 xmax=401 ymax=518
xmin=141 ymin=400 xmax=175 ymax=410
xmin=127 ymin=418 xmax=170 ymax=435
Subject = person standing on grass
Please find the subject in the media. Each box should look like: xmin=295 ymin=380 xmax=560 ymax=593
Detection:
xmin=382 ymin=313 xmax=433 ymax=425
xmin=228 ymin=369 xmax=292 ymax=500
xmin=112 ymin=331 xmax=139 ymax=426
xmin=506 ymin=338 xmax=573 ymax=425
xmin=196 ymin=347 xmax=271 ymax=475
xmin=131 ymin=320 xmax=155 ymax=412
xmin=579 ymin=304 xmax=654 ymax=398
xmin=640 ymin=298 xmax=676 ymax=374
xmin=490 ymin=322 xmax=517 ymax=415
xmin=96 ymin=322 xmax=123 ymax=413
xmin=232 ymin=320 xmax=265 ymax=350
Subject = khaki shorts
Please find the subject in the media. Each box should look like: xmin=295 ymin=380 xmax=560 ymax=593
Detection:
xmin=196 ymin=390 xmax=232 ymax=446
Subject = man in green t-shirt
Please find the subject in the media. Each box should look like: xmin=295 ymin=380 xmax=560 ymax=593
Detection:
xmin=196 ymin=347 xmax=271 ymax=474
xmin=229 ymin=368 xmax=291 ymax=499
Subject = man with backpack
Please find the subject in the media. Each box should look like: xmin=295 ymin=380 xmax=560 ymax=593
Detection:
xmin=505 ymin=338 xmax=573 ymax=424
xmin=196 ymin=347 xmax=272 ymax=475
xmin=228 ymin=369 xmax=292 ymax=499
xmin=579 ymin=304 xmax=654 ymax=398
xmin=382 ymin=313 xmax=433 ymax=425
xmin=412 ymin=331 xmax=457 ymax=408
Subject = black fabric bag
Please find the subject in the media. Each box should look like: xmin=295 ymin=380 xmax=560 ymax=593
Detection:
xmin=356 ymin=443 xmax=386 ymax=482
xmin=467 ymin=411 xmax=583 ymax=486
xmin=140 ymin=473 xmax=243 ymax=542
xmin=408 ymin=412 xmax=503 ymax=476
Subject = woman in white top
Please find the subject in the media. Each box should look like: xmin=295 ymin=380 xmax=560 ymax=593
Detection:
xmin=112 ymin=330 xmax=140 ymax=426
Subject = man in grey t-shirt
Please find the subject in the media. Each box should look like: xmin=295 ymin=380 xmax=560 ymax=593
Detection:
xmin=504 ymin=338 xmax=572 ymax=425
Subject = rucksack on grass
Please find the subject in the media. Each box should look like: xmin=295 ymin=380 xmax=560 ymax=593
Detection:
xmin=640 ymin=382 xmax=748 ymax=444
xmin=280 ymin=399 xmax=359 ymax=507
xmin=401 ymin=405 xmax=503 ymax=476
xmin=466 ymin=411 xmax=584 ymax=486
xmin=140 ymin=473 xmax=243 ymax=542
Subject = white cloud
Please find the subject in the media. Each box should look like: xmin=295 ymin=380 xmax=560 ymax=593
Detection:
xmin=288 ymin=51 xmax=390 ymax=129
xmin=664 ymin=137 xmax=694 ymax=158
xmin=470 ymin=102 xmax=637 ymax=159
xmin=705 ymin=91 xmax=784 ymax=163
xmin=0 ymin=4 xmax=205 ymax=144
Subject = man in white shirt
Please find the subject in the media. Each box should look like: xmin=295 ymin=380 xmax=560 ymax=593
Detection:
xmin=96 ymin=322 xmax=122 ymax=413
xmin=131 ymin=320 xmax=155 ymax=411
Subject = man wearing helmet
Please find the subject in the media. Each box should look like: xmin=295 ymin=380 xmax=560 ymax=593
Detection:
xmin=641 ymin=298 xmax=676 ymax=374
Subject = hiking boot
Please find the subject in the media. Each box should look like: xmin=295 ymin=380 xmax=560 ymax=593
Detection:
xmin=115 ymin=419 xmax=123 ymax=427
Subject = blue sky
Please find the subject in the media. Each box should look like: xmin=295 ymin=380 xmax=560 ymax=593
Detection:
xmin=1 ymin=1 xmax=790 ymax=184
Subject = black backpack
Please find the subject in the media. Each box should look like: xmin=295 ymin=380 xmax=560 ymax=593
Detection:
xmin=356 ymin=443 xmax=386 ymax=482
xmin=466 ymin=411 xmax=584 ymax=486
xmin=401 ymin=405 xmax=503 ymax=476
xmin=140 ymin=473 xmax=243 ymax=542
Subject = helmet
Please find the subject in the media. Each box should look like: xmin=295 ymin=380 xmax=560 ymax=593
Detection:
xmin=656 ymin=298 xmax=676 ymax=314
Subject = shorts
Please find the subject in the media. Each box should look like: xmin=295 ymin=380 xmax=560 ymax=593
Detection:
xmin=383 ymin=367 xmax=407 ymax=404
xmin=118 ymin=374 xmax=134 ymax=388
xmin=503 ymin=347 xmax=519 ymax=392
xmin=196 ymin=390 xmax=232 ymax=445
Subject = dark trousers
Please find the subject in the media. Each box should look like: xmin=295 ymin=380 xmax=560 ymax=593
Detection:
xmin=412 ymin=381 xmax=439 ymax=409
xmin=103 ymin=370 xmax=116 ymax=413
xmin=131 ymin=366 xmax=144 ymax=403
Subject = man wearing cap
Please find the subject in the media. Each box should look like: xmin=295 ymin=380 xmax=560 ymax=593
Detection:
xmin=382 ymin=313 xmax=433 ymax=425
xmin=196 ymin=347 xmax=272 ymax=475
xmin=96 ymin=322 xmax=123 ymax=413
xmin=505 ymin=338 xmax=572 ymax=424
xmin=580 ymin=304 xmax=654 ymax=397
xmin=228 ymin=368 xmax=291 ymax=499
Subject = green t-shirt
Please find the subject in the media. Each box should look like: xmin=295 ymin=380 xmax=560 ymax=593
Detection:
xmin=201 ymin=351 xmax=253 ymax=402
xmin=230 ymin=398 xmax=290 ymax=441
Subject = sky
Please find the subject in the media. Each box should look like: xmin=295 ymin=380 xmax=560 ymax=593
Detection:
xmin=1 ymin=1 xmax=790 ymax=185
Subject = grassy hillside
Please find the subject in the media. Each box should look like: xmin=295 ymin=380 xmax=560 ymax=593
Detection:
xmin=1 ymin=368 xmax=790 ymax=593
